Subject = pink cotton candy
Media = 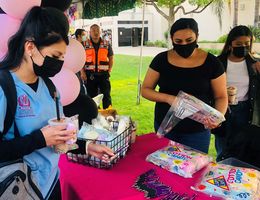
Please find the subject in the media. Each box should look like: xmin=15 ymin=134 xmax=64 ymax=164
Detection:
xmin=66 ymin=123 xmax=77 ymax=145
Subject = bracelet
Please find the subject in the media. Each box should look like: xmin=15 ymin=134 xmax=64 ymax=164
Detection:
xmin=85 ymin=141 xmax=93 ymax=155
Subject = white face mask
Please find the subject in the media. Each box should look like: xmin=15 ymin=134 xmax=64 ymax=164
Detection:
xmin=82 ymin=35 xmax=87 ymax=42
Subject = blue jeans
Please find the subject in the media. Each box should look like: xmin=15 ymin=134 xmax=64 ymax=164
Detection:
xmin=215 ymin=101 xmax=250 ymax=161
xmin=154 ymin=122 xmax=211 ymax=153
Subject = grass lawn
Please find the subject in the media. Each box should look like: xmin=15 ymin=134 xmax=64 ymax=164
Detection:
xmin=110 ymin=54 xmax=217 ymax=158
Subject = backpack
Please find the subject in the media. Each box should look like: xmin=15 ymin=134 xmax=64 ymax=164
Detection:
xmin=0 ymin=70 xmax=56 ymax=200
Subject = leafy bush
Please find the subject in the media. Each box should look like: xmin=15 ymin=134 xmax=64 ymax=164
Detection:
xmin=145 ymin=41 xmax=154 ymax=47
xmin=199 ymin=40 xmax=218 ymax=43
xmin=154 ymin=40 xmax=167 ymax=48
xmin=145 ymin=40 xmax=167 ymax=48
xmin=202 ymin=48 xmax=221 ymax=56
xmin=217 ymin=34 xmax=227 ymax=43
xmin=248 ymin=26 xmax=260 ymax=42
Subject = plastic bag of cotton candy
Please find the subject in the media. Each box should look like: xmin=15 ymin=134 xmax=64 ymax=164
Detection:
xmin=91 ymin=114 xmax=131 ymax=152
xmin=74 ymin=115 xmax=132 ymax=168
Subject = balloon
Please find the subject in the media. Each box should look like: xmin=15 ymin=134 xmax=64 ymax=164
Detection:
xmin=41 ymin=0 xmax=72 ymax=12
xmin=0 ymin=0 xmax=41 ymax=19
xmin=63 ymin=38 xmax=85 ymax=73
xmin=0 ymin=14 xmax=21 ymax=53
xmin=51 ymin=68 xmax=80 ymax=106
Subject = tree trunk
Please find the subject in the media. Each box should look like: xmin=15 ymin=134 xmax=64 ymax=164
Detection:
xmin=167 ymin=7 xmax=175 ymax=48
xmin=254 ymin=0 xmax=260 ymax=26
xmin=233 ymin=0 xmax=239 ymax=27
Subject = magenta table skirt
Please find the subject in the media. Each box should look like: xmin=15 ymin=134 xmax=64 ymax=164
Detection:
xmin=59 ymin=133 xmax=222 ymax=200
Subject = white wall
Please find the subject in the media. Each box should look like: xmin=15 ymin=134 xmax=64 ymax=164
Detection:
xmin=72 ymin=1 xmax=258 ymax=46
xmin=239 ymin=0 xmax=255 ymax=25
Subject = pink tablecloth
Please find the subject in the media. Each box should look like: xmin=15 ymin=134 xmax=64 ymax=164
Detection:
xmin=59 ymin=133 xmax=221 ymax=200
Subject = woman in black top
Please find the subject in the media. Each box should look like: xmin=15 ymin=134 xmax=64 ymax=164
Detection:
xmin=141 ymin=18 xmax=228 ymax=153
xmin=214 ymin=25 xmax=260 ymax=161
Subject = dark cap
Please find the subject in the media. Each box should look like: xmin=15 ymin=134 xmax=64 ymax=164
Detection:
xmin=170 ymin=18 xmax=199 ymax=37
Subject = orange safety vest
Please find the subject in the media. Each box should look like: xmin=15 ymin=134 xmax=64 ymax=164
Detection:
xmin=84 ymin=39 xmax=109 ymax=72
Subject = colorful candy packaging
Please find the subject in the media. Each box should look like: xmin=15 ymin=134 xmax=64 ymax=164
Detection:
xmin=157 ymin=91 xmax=225 ymax=137
xmin=192 ymin=162 xmax=260 ymax=200
xmin=146 ymin=141 xmax=213 ymax=178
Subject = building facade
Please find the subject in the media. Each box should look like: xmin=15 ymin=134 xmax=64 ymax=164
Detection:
xmin=72 ymin=0 xmax=259 ymax=47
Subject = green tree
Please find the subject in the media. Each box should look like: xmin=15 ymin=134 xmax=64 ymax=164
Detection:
xmin=138 ymin=0 xmax=226 ymax=30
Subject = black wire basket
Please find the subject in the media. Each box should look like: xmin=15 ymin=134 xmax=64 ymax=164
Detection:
xmin=66 ymin=125 xmax=132 ymax=169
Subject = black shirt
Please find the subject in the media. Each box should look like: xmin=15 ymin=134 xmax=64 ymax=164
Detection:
xmin=150 ymin=51 xmax=224 ymax=133
xmin=27 ymin=79 xmax=39 ymax=92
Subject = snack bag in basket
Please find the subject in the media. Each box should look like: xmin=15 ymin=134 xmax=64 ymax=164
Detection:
xmin=192 ymin=162 xmax=260 ymax=200
xmin=146 ymin=141 xmax=213 ymax=178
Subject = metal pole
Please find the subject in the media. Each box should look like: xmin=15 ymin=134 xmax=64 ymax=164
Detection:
xmin=136 ymin=0 xmax=145 ymax=105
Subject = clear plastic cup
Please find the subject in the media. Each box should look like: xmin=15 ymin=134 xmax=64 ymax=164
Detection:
xmin=227 ymin=86 xmax=238 ymax=105
xmin=48 ymin=117 xmax=77 ymax=153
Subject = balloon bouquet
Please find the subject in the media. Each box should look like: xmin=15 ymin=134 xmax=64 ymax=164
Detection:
xmin=0 ymin=0 xmax=86 ymax=106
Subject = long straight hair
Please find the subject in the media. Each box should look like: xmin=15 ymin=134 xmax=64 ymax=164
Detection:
xmin=220 ymin=25 xmax=253 ymax=57
xmin=0 ymin=6 xmax=69 ymax=70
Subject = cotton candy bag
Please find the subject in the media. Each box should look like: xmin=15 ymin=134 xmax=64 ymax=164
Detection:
xmin=192 ymin=162 xmax=260 ymax=200
xmin=146 ymin=141 xmax=213 ymax=178
xmin=157 ymin=91 xmax=225 ymax=137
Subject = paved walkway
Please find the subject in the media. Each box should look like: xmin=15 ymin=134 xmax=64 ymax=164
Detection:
xmin=113 ymin=46 xmax=167 ymax=57
xmin=113 ymin=43 xmax=260 ymax=57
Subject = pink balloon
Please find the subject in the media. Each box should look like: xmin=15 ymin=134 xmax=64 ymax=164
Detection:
xmin=63 ymin=38 xmax=85 ymax=73
xmin=0 ymin=14 xmax=21 ymax=53
xmin=0 ymin=0 xmax=41 ymax=19
xmin=50 ymin=68 xmax=80 ymax=106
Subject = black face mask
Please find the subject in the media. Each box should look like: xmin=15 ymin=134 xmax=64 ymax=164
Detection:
xmin=173 ymin=40 xmax=197 ymax=58
xmin=31 ymin=55 xmax=64 ymax=77
xmin=232 ymin=46 xmax=250 ymax=58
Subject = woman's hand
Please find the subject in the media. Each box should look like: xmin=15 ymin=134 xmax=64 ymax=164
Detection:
xmin=203 ymin=117 xmax=221 ymax=130
xmin=167 ymin=95 xmax=176 ymax=106
xmin=87 ymin=143 xmax=115 ymax=163
xmin=41 ymin=125 xmax=75 ymax=146
xmin=80 ymin=70 xmax=87 ymax=81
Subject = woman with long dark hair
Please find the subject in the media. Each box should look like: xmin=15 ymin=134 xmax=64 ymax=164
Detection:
xmin=214 ymin=25 xmax=260 ymax=161
xmin=0 ymin=6 xmax=114 ymax=199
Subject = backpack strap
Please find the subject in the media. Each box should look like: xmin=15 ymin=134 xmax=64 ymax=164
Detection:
xmin=41 ymin=77 xmax=56 ymax=99
xmin=0 ymin=70 xmax=17 ymax=138
xmin=0 ymin=72 xmax=56 ymax=140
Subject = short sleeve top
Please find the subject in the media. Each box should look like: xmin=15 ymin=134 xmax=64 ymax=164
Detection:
xmin=150 ymin=51 xmax=224 ymax=133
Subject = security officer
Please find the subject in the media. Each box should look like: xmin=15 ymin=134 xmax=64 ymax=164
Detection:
xmin=80 ymin=24 xmax=114 ymax=109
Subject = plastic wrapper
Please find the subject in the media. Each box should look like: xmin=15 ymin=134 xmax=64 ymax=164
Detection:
xmin=157 ymin=91 xmax=225 ymax=136
xmin=50 ymin=115 xmax=79 ymax=154
xmin=192 ymin=162 xmax=260 ymax=200
xmin=146 ymin=141 xmax=213 ymax=178
xmin=69 ymin=115 xmax=132 ymax=168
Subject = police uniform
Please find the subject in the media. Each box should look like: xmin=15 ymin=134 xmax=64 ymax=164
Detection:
xmin=83 ymin=38 xmax=113 ymax=109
